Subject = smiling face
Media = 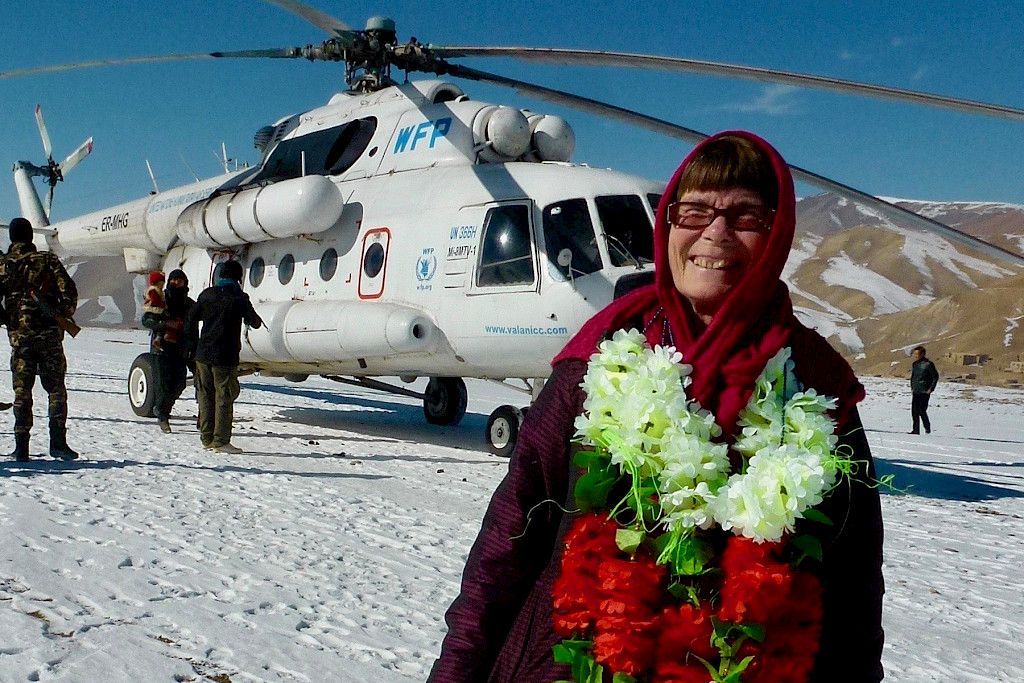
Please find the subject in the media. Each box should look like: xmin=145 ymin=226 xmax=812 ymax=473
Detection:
xmin=667 ymin=187 xmax=771 ymax=324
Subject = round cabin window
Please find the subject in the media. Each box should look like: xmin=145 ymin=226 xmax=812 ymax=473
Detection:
xmin=320 ymin=248 xmax=339 ymax=281
xmin=248 ymin=257 xmax=265 ymax=287
xmin=363 ymin=242 xmax=385 ymax=279
xmin=278 ymin=254 xmax=295 ymax=285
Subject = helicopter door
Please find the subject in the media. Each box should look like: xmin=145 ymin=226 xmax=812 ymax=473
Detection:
xmin=358 ymin=227 xmax=391 ymax=300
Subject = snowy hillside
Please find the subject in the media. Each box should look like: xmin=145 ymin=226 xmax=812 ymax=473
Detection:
xmin=2 ymin=329 xmax=1023 ymax=681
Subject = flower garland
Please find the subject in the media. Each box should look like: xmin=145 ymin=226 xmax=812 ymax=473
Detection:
xmin=551 ymin=329 xmax=852 ymax=683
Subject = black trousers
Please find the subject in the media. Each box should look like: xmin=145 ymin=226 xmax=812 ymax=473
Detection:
xmin=153 ymin=353 xmax=188 ymax=420
xmin=911 ymin=392 xmax=932 ymax=433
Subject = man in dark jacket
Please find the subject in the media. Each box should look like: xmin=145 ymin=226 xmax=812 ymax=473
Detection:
xmin=910 ymin=345 xmax=939 ymax=434
xmin=184 ymin=260 xmax=262 ymax=453
xmin=142 ymin=269 xmax=195 ymax=433
xmin=0 ymin=217 xmax=79 ymax=461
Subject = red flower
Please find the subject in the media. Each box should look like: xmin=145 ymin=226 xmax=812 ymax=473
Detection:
xmin=657 ymin=603 xmax=716 ymax=661
xmin=718 ymin=536 xmax=793 ymax=625
xmin=597 ymin=555 xmax=667 ymax=606
xmin=593 ymin=615 xmax=660 ymax=676
xmin=743 ymin=572 xmax=824 ymax=683
xmin=552 ymin=514 xmax=620 ymax=636
xmin=590 ymin=552 xmax=666 ymax=675
xmin=652 ymin=661 xmax=713 ymax=683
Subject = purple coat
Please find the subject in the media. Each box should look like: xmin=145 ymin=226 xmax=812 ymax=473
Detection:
xmin=429 ymin=360 xmax=884 ymax=683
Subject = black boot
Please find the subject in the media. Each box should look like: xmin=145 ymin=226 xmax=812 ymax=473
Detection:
xmin=9 ymin=433 xmax=29 ymax=462
xmin=49 ymin=428 xmax=79 ymax=461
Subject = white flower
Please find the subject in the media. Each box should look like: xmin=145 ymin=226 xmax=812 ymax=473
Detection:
xmin=575 ymin=338 xmax=845 ymax=549
xmin=574 ymin=330 xmax=693 ymax=475
xmin=658 ymin=424 xmax=731 ymax=531
xmin=710 ymin=444 xmax=837 ymax=542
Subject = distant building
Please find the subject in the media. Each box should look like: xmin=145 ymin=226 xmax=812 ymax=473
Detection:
xmin=946 ymin=351 xmax=990 ymax=366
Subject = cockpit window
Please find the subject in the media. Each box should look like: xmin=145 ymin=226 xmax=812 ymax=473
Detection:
xmin=542 ymin=198 xmax=601 ymax=281
xmin=595 ymin=195 xmax=654 ymax=267
xmin=476 ymin=205 xmax=535 ymax=287
xmin=255 ymin=117 xmax=377 ymax=182
xmin=324 ymin=118 xmax=377 ymax=175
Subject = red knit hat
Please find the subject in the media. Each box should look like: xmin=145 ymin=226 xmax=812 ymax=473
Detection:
xmin=148 ymin=271 xmax=165 ymax=286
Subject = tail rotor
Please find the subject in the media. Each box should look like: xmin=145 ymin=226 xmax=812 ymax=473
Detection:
xmin=32 ymin=104 xmax=94 ymax=218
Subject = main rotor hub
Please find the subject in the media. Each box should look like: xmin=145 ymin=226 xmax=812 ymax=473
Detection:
xmin=364 ymin=16 xmax=396 ymax=33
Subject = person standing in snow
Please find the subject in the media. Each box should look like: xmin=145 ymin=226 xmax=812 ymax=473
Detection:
xmin=184 ymin=259 xmax=262 ymax=453
xmin=430 ymin=133 xmax=884 ymax=682
xmin=141 ymin=269 xmax=195 ymax=433
xmin=909 ymin=345 xmax=939 ymax=434
xmin=0 ymin=217 xmax=79 ymax=461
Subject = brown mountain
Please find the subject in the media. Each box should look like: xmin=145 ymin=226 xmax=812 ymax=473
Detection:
xmin=791 ymin=194 xmax=1024 ymax=387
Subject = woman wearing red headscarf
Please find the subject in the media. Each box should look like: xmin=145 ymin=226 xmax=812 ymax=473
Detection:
xmin=429 ymin=132 xmax=884 ymax=683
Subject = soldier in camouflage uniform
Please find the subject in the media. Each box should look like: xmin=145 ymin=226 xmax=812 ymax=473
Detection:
xmin=0 ymin=217 xmax=79 ymax=461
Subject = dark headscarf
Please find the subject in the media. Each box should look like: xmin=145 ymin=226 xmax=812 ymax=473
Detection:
xmin=165 ymin=269 xmax=190 ymax=316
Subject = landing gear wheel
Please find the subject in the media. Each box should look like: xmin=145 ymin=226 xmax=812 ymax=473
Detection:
xmin=486 ymin=404 xmax=523 ymax=457
xmin=128 ymin=353 xmax=157 ymax=418
xmin=423 ymin=377 xmax=468 ymax=425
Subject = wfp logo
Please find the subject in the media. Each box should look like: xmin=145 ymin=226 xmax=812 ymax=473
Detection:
xmin=393 ymin=117 xmax=452 ymax=154
xmin=416 ymin=253 xmax=437 ymax=282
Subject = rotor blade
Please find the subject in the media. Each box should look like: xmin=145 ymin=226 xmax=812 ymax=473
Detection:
xmin=34 ymin=104 xmax=53 ymax=160
xmin=45 ymin=185 xmax=54 ymax=219
xmin=59 ymin=137 xmax=94 ymax=176
xmin=447 ymin=64 xmax=1024 ymax=267
xmin=1 ymin=49 xmax=302 ymax=80
xmin=434 ymin=47 xmax=1024 ymax=122
xmin=260 ymin=0 xmax=356 ymax=41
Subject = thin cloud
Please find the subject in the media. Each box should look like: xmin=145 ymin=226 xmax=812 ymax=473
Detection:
xmin=911 ymin=65 xmax=928 ymax=81
xmin=718 ymin=85 xmax=801 ymax=115
xmin=838 ymin=49 xmax=857 ymax=61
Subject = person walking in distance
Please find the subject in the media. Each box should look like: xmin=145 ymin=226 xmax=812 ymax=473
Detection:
xmin=910 ymin=345 xmax=939 ymax=434
xmin=141 ymin=269 xmax=195 ymax=433
xmin=0 ymin=217 xmax=80 ymax=461
xmin=184 ymin=260 xmax=262 ymax=453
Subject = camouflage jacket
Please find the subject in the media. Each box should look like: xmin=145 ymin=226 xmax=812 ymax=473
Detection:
xmin=0 ymin=242 xmax=79 ymax=344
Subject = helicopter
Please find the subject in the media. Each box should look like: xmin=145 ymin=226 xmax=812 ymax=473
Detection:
xmin=4 ymin=0 xmax=1024 ymax=456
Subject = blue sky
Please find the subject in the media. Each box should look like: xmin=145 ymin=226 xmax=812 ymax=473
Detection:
xmin=2 ymin=0 xmax=1024 ymax=223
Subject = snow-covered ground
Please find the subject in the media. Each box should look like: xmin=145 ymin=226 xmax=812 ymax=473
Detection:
xmin=2 ymin=329 xmax=1022 ymax=682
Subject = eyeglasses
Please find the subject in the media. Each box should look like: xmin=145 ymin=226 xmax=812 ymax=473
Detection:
xmin=667 ymin=201 xmax=774 ymax=232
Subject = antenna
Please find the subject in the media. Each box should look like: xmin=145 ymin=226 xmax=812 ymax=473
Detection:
xmin=145 ymin=160 xmax=160 ymax=194
xmin=178 ymin=151 xmax=200 ymax=182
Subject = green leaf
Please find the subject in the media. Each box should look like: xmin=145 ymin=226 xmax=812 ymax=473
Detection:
xmin=670 ymin=537 xmax=714 ymax=576
xmin=649 ymin=531 xmax=672 ymax=555
xmin=722 ymin=655 xmax=757 ymax=682
xmin=612 ymin=672 xmax=637 ymax=683
xmin=615 ymin=527 xmax=646 ymax=554
xmin=667 ymin=581 xmax=689 ymax=600
xmin=552 ymin=644 xmax=575 ymax=665
xmin=735 ymin=622 xmax=766 ymax=643
xmin=573 ymin=448 xmax=609 ymax=470
xmin=692 ymin=653 xmax=720 ymax=679
xmin=792 ymin=533 xmax=824 ymax=562
xmin=801 ymin=508 xmax=834 ymax=526
xmin=574 ymin=470 xmax=617 ymax=511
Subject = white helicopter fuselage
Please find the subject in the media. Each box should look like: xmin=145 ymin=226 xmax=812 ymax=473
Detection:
xmin=34 ymin=80 xmax=662 ymax=384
